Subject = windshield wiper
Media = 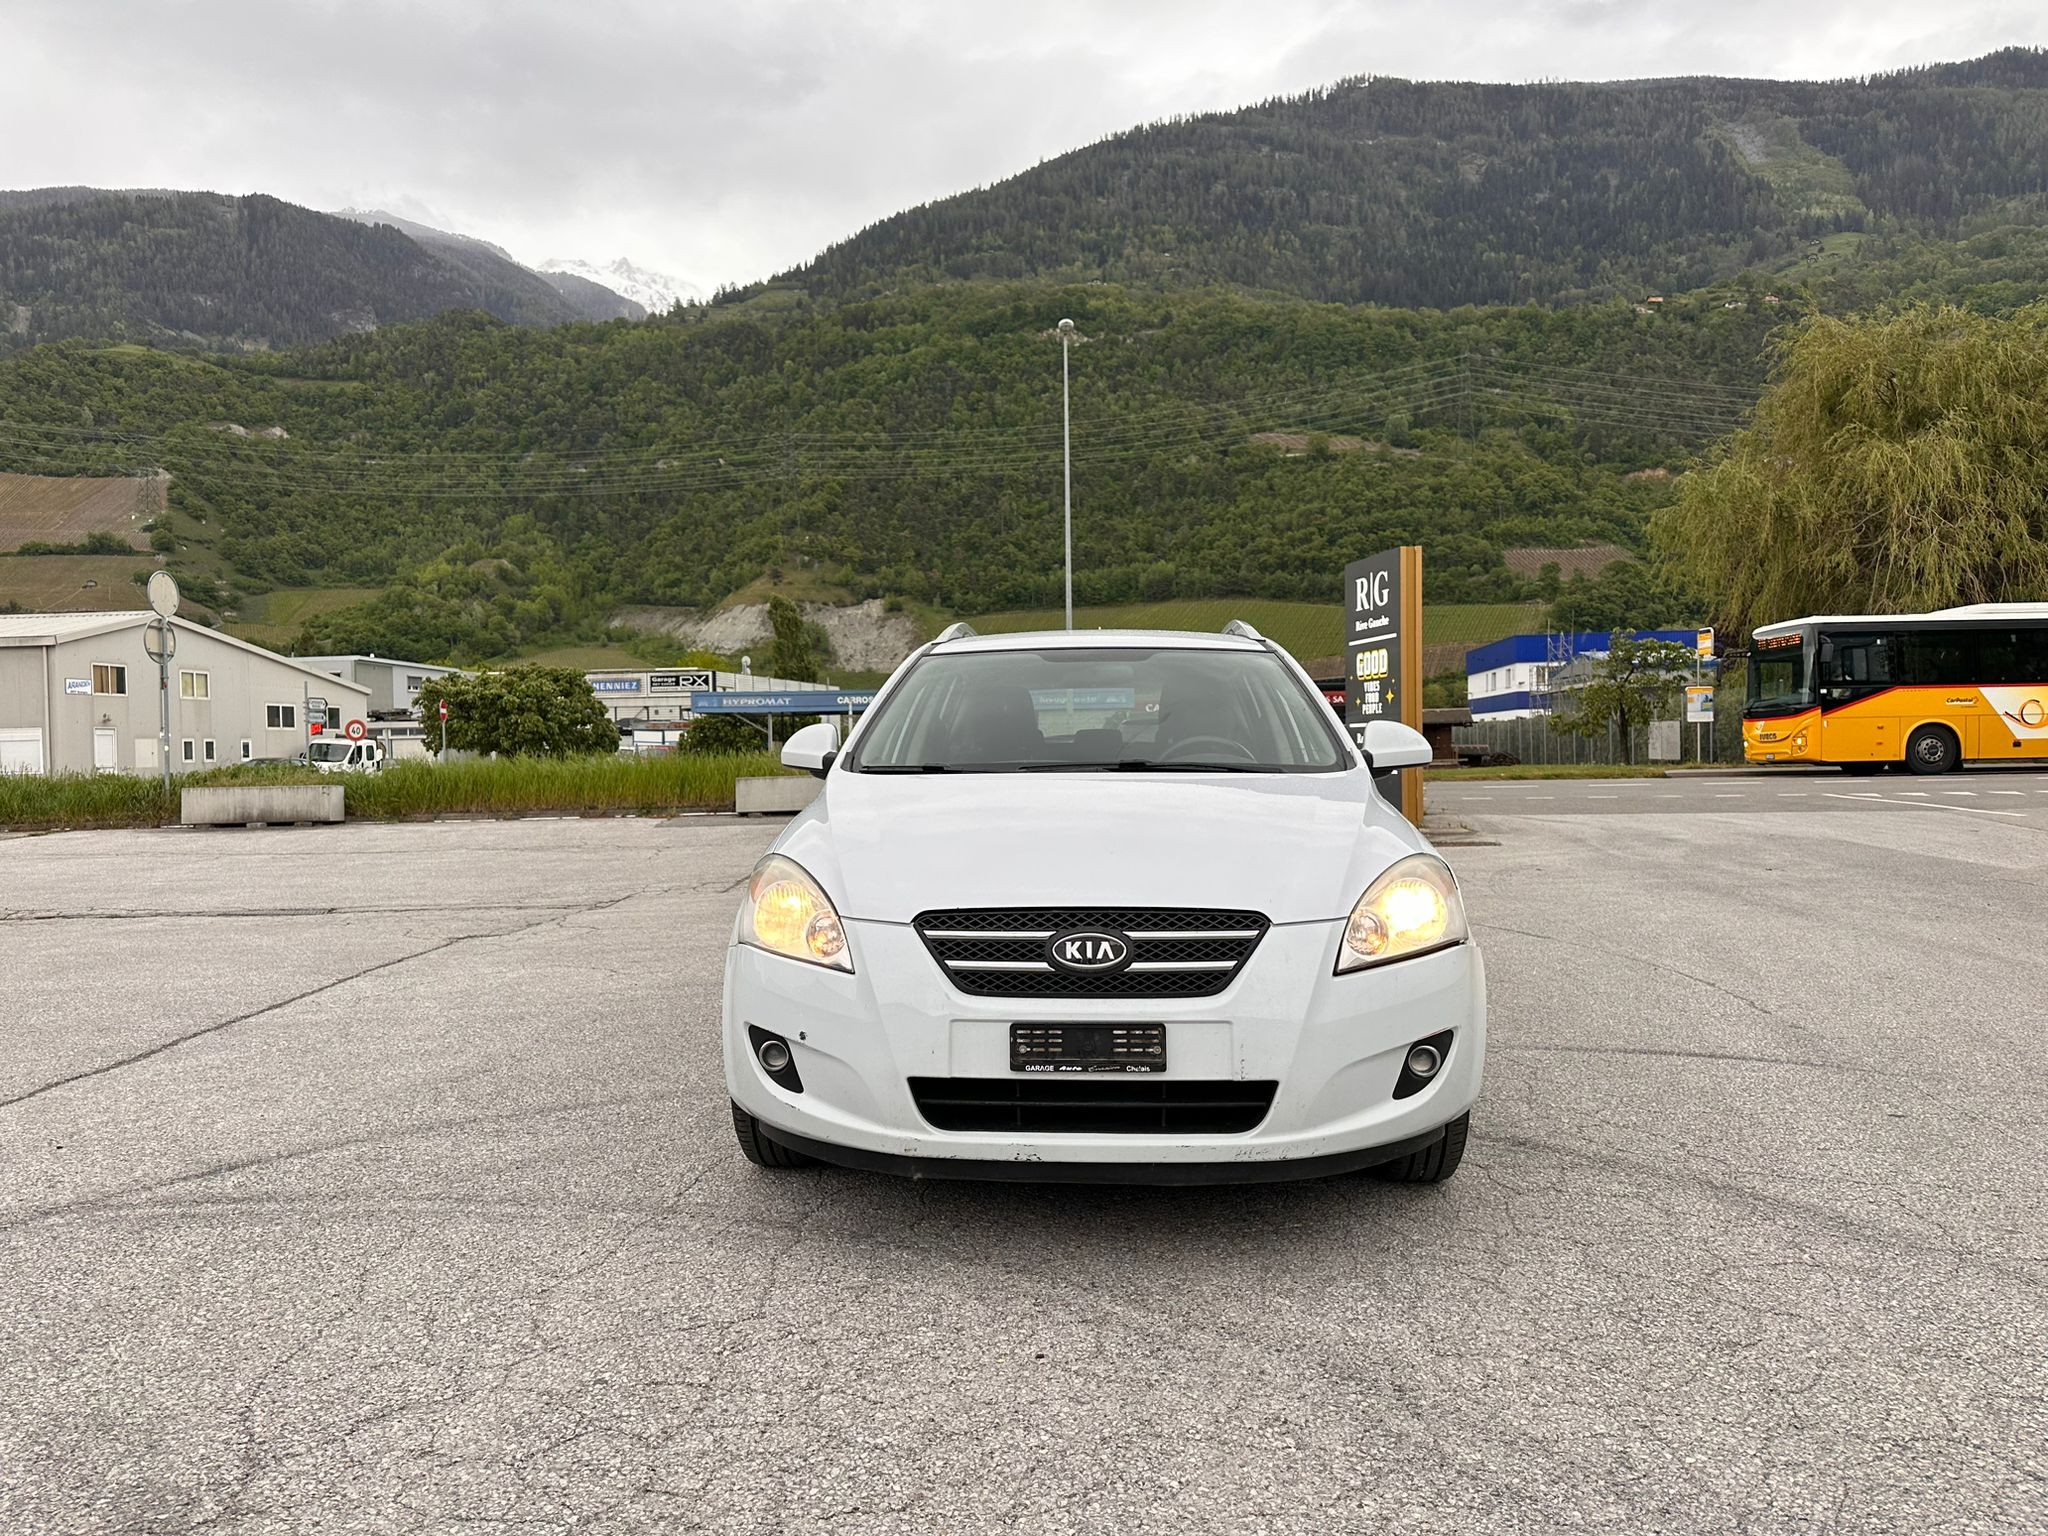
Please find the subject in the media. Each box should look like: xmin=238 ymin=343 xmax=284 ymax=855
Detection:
xmin=1018 ymin=760 xmax=1269 ymax=773
xmin=854 ymin=763 xmax=956 ymax=773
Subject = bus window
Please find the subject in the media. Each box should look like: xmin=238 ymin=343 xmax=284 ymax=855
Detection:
xmin=1903 ymin=632 xmax=1971 ymax=687
xmin=1975 ymin=630 xmax=2047 ymax=685
xmin=1821 ymin=634 xmax=1898 ymax=699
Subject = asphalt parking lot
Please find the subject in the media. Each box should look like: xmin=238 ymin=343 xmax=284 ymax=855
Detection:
xmin=2 ymin=803 xmax=2043 ymax=1534
xmin=1431 ymin=766 xmax=2048 ymax=823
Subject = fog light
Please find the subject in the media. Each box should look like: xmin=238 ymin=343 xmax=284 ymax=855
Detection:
xmin=1405 ymin=1044 xmax=1442 ymax=1079
xmin=758 ymin=1038 xmax=792 ymax=1073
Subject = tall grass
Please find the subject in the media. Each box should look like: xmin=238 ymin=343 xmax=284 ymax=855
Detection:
xmin=0 ymin=753 xmax=790 ymax=831
xmin=342 ymin=754 xmax=786 ymax=818
xmin=0 ymin=770 xmax=177 ymax=829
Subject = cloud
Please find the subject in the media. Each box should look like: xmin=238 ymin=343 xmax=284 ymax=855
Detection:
xmin=1 ymin=0 xmax=2037 ymax=292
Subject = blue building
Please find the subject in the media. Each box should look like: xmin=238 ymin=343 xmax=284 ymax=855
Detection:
xmin=1465 ymin=630 xmax=1702 ymax=719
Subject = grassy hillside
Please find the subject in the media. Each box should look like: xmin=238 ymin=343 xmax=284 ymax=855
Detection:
xmin=0 ymin=470 xmax=156 ymax=552
xmin=226 ymin=585 xmax=379 ymax=648
xmin=0 ymin=554 xmax=161 ymax=611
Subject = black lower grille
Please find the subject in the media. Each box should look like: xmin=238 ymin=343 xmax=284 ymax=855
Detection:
xmin=909 ymin=1077 xmax=1277 ymax=1134
xmin=913 ymin=907 xmax=1268 ymax=998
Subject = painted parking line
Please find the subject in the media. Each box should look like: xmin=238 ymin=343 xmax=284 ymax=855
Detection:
xmin=1778 ymin=792 xmax=1808 ymax=798
xmin=1989 ymin=790 xmax=2024 ymax=796
xmin=1940 ymin=790 xmax=1978 ymax=797
xmin=1713 ymin=793 xmax=1742 ymax=798
xmin=1588 ymin=794 xmax=1619 ymax=799
xmin=1821 ymin=792 xmax=2020 ymax=818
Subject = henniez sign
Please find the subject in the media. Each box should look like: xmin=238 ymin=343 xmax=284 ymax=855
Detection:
xmin=1344 ymin=546 xmax=1424 ymax=823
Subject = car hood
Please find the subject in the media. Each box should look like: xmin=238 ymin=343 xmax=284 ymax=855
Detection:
xmin=772 ymin=771 xmax=1430 ymax=925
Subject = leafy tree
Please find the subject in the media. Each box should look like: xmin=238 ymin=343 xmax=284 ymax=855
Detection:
xmin=1656 ymin=303 xmax=2048 ymax=634
xmin=679 ymin=715 xmax=766 ymax=755
xmin=766 ymin=595 xmax=827 ymax=681
xmin=414 ymin=666 xmax=616 ymax=757
xmin=1548 ymin=637 xmax=1695 ymax=764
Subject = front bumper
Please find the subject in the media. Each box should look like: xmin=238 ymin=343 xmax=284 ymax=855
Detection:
xmin=722 ymin=917 xmax=1486 ymax=1179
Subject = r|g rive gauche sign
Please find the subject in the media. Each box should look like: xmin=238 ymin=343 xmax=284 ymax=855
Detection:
xmin=1343 ymin=545 xmax=1424 ymax=823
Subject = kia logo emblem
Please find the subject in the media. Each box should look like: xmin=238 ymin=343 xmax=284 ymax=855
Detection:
xmin=1047 ymin=929 xmax=1131 ymax=973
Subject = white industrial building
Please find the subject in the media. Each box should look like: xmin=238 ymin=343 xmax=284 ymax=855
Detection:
xmin=295 ymin=654 xmax=463 ymax=716
xmin=0 ymin=612 xmax=370 ymax=775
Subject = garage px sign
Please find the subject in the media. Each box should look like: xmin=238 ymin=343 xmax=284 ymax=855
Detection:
xmin=649 ymin=669 xmax=714 ymax=693
xmin=690 ymin=690 xmax=876 ymax=714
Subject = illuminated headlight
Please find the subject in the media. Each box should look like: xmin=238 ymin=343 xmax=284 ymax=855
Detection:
xmin=742 ymin=854 xmax=852 ymax=972
xmin=1336 ymin=854 xmax=1468 ymax=973
xmin=1793 ymin=733 xmax=1809 ymax=752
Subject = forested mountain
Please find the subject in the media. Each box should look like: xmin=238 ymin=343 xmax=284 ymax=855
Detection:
xmin=334 ymin=209 xmax=646 ymax=322
xmin=6 ymin=210 xmax=2045 ymax=662
xmin=781 ymin=49 xmax=2048 ymax=309
xmin=0 ymin=190 xmax=639 ymax=351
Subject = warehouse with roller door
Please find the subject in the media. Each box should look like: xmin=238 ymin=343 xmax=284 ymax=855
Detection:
xmin=0 ymin=612 xmax=370 ymax=775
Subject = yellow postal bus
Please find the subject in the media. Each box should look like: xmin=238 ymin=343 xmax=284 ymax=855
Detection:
xmin=1744 ymin=603 xmax=2048 ymax=774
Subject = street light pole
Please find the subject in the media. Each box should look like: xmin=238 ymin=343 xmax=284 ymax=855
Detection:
xmin=1058 ymin=317 xmax=1075 ymax=630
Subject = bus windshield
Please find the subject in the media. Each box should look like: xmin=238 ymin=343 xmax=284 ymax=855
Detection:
xmin=1746 ymin=638 xmax=1812 ymax=716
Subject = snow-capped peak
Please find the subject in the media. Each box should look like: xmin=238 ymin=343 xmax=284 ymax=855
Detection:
xmin=539 ymin=257 xmax=702 ymax=315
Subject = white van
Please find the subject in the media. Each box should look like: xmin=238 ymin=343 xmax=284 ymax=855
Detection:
xmin=307 ymin=739 xmax=388 ymax=774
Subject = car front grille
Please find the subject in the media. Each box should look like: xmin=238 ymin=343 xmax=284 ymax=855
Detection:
xmin=911 ymin=907 xmax=1269 ymax=998
xmin=908 ymin=1077 xmax=1278 ymax=1134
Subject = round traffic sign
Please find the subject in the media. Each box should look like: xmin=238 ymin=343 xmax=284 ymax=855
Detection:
xmin=438 ymin=699 xmax=449 ymax=720
xmin=146 ymin=570 xmax=180 ymax=618
xmin=344 ymin=719 xmax=368 ymax=741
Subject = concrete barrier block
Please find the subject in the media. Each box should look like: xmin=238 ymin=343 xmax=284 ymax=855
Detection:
xmin=735 ymin=775 xmax=822 ymax=815
xmin=181 ymin=784 xmax=344 ymax=827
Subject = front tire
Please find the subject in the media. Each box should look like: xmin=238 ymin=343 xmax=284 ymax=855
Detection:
xmin=1905 ymin=725 xmax=1960 ymax=776
xmin=1372 ymin=1112 xmax=1469 ymax=1184
xmin=731 ymin=1101 xmax=820 ymax=1169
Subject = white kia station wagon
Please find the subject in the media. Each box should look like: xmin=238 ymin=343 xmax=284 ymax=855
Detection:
xmin=722 ymin=622 xmax=1485 ymax=1184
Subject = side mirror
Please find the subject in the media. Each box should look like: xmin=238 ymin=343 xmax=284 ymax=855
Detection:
xmin=781 ymin=720 xmax=841 ymax=779
xmin=1358 ymin=719 xmax=1431 ymax=771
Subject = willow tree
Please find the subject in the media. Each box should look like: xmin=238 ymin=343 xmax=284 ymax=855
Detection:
xmin=1654 ymin=303 xmax=2048 ymax=635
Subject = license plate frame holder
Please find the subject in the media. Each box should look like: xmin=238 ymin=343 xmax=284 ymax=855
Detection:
xmin=1009 ymin=1022 xmax=1166 ymax=1074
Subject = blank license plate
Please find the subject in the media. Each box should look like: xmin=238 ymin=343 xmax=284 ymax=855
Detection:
xmin=1010 ymin=1023 xmax=1166 ymax=1074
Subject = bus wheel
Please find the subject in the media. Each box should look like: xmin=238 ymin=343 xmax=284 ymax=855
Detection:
xmin=1905 ymin=725 xmax=1960 ymax=776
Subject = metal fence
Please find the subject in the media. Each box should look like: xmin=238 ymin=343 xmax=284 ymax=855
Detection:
xmin=1453 ymin=693 xmax=1747 ymax=767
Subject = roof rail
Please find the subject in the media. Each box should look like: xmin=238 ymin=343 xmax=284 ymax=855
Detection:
xmin=934 ymin=621 xmax=978 ymax=643
xmin=1222 ymin=619 xmax=1264 ymax=641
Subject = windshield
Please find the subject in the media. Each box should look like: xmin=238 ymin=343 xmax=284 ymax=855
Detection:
xmin=1746 ymin=638 xmax=1812 ymax=715
xmin=309 ymin=742 xmax=351 ymax=762
xmin=847 ymin=646 xmax=1349 ymax=773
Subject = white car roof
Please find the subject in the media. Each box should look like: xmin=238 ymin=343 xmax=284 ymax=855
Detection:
xmin=930 ymin=628 xmax=1266 ymax=655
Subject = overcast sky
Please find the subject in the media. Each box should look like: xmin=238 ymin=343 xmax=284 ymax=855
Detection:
xmin=6 ymin=1 xmax=2040 ymax=295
